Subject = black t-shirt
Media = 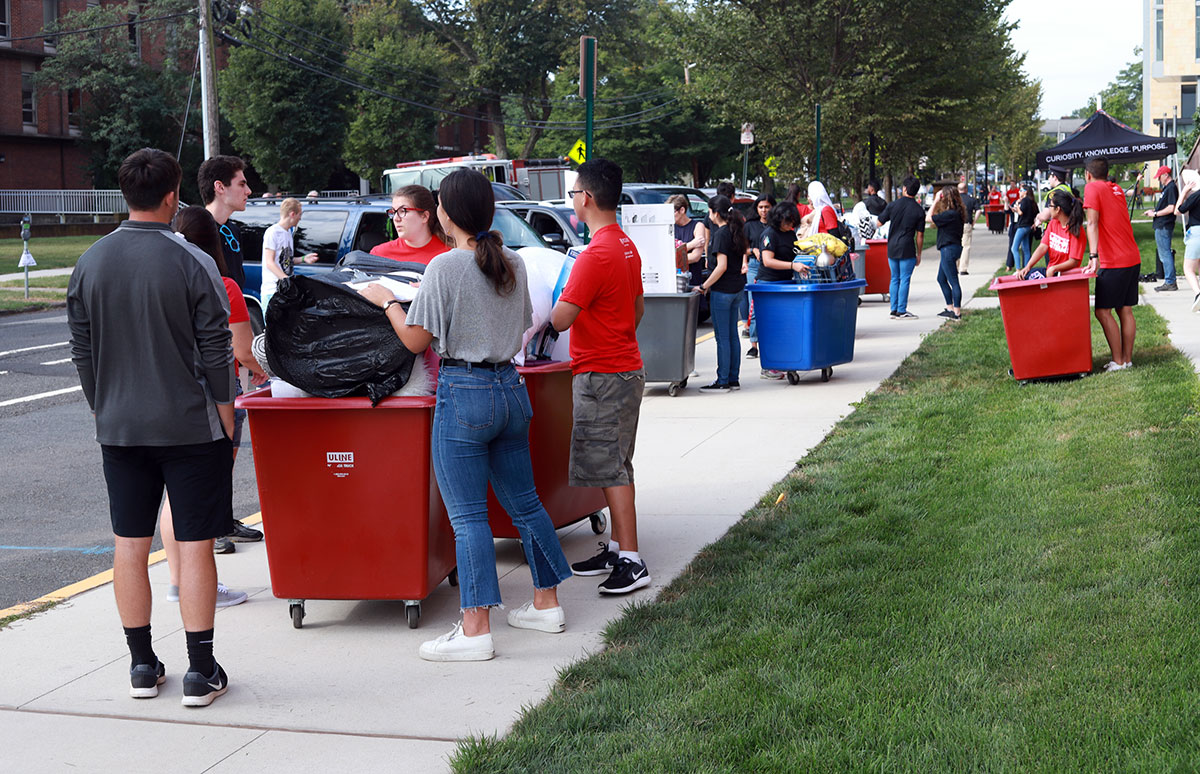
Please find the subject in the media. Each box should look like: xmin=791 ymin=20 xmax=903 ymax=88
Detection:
xmin=745 ymin=220 xmax=767 ymax=260
xmin=217 ymin=218 xmax=247 ymax=290
xmin=708 ymin=226 xmax=746 ymax=293
xmin=1177 ymin=189 xmax=1200 ymax=225
xmin=863 ymin=193 xmax=886 ymax=216
xmin=757 ymin=226 xmax=797 ymax=282
xmin=1155 ymin=180 xmax=1179 ymax=230
xmin=931 ymin=209 xmax=964 ymax=248
xmin=1016 ymin=197 xmax=1037 ymax=228
xmin=675 ymin=219 xmax=703 ymax=285
xmin=960 ymin=193 xmax=978 ymax=220
xmin=878 ymin=197 xmax=925 ymax=260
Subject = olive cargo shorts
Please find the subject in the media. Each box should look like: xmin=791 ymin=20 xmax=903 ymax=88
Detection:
xmin=569 ymin=370 xmax=644 ymax=488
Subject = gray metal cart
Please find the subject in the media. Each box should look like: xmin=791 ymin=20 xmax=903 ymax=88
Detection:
xmin=635 ymin=292 xmax=701 ymax=396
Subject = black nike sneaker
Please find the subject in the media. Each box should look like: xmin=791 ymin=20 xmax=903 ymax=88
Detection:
xmin=598 ymin=557 xmax=651 ymax=595
xmin=571 ymin=542 xmax=617 ymax=576
xmin=182 ymin=662 xmax=228 ymax=707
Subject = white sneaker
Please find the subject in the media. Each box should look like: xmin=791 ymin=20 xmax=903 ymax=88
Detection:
xmin=165 ymin=583 xmax=247 ymax=608
xmin=1103 ymin=361 xmax=1125 ymax=372
xmin=1191 ymin=293 xmax=1200 ymax=313
xmin=506 ymin=601 xmax=565 ymax=633
xmin=419 ymin=621 xmax=495 ymax=662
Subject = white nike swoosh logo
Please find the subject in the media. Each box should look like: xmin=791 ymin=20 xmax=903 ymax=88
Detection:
xmin=631 ymin=568 xmax=646 ymax=580
xmin=207 ymin=680 xmax=224 ymax=690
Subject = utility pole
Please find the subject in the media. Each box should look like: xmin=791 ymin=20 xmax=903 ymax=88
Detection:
xmin=815 ymin=103 xmax=822 ymax=182
xmin=198 ymin=0 xmax=220 ymax=159
xmin=580 ymin=36 xmax=596 ymax=163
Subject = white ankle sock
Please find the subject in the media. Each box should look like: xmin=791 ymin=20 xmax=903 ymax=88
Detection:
xmin=618 ymin=550 xmax=641 ymax=563
xmin=607 ymin=539 xmax=620 ymax=554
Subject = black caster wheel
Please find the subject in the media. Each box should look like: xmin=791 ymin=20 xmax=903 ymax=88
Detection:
xmin=667 ymin=382 xmax=680 ymax=397
xmin=290 ymin=601 xmax=305 ymax=629
xmin=405 ymin=603 xmax=421 ymax=629
xmin=821 ymin=367 xmax=832 ymax=382
xmin=590 ymin=510 xmax=608 ymax=535
xmin=449 ymin=567 xmax=458 ymax=587
xmin=786 ymin=371 xmax=800 ymax=385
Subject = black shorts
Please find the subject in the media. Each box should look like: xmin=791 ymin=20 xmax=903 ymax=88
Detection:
xmin=101 ymin=439 xmax=233 ymax=541
xmin=1094 ymin=265 xmax=1140 ymax=309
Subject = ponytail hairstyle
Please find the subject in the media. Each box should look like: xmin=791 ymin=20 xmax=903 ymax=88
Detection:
xmin=438 ymin=169 xmax=516 ymax=295
xmin=785 ymin=183 xmax=803 ymax=204
xmin=708 ymin=195 xmax=747 ymax=257
xmin=171 ymin=205 xmax=229 ymax=278
xmin=394 ymin=184 xmax=449 ymax=246
xmin=1050 ymin=189 xmax=1085 ymax=237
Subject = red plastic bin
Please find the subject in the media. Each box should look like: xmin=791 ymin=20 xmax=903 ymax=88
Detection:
xmin=237 ymin=360 xmax=606 ymax=630
xmin=988 ymin=269 xmax=1093 ymax=381
xmin=863 ymin=239 xmax=890 ymax=297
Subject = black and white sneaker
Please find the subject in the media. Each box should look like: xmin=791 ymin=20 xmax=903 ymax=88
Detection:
xmin=894 ymin=311 xmax=919 ymax=320
xmin=227 ymin=521 xmax=263 ymax=542
xmin=571 ymin=542 xmax=617 ymax=576
xmin=182 ymin=662 xmax=228 ymax=707
xmin=598 ymin=557 xmax=652 ymax=595
xmin=129 ymin=660 xmax=166 ymax=699
xmin=699 ymin=381 xmax=730 ymax=393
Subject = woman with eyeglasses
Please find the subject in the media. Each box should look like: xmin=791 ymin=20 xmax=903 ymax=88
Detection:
xmin=370 ymin=184 xmax=450 ymax=265
xmin=669 ymin=194 xmax=707 ymax=287
xmin=358 ymin=169 xmax=572 ymax=662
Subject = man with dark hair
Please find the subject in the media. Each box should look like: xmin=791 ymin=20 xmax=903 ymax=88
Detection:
xmin=1084 ymin=157 xmax=1141 ymax=370
xmin=957 ymin=180 xmax=978 ymax=274
xmin=875 ymin=175 xmax=925 ymax=319
xmin=68 ymin=148 xmax=236 ymax=707
xmin=551 ymin=158 xmax=649 ymax=595
xmin=863 ymin=179 xmax=886 ymax=217
xmin=1145 ymin=165 xmax=1179 ymax=291
xmin=198 ymin=155 xmax=251 ymax=291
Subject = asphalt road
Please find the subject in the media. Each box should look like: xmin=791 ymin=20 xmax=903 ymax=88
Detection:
xmin=0 ymin=308 xmax=262 ymax=610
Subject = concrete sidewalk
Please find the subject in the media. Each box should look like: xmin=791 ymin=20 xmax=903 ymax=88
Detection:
xmin=0 ymin=234 xmax=1009 ymax=773
xmin=0 ymin=267 xmax=74 ymax=283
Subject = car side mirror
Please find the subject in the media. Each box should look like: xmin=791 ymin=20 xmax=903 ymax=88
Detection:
xmin=543 ymin=232 xmax=566 ymax=245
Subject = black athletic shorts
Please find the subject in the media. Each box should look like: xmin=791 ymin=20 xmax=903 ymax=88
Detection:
xmin=101 ymin=439 xmax=233 ymax=541
xmin=1094 ymin=265 xmax=1140 ymax=310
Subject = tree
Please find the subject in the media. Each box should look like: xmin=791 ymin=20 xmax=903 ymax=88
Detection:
xmin=36 ymin=0 xmax=201 ymax=188
xmin=341 ymin=0 xmax=458 ymax=184
xmin=414 ymin=0 xmax=635 ymax=158
xmin=219 ymin=0 xmax=352 ymax=192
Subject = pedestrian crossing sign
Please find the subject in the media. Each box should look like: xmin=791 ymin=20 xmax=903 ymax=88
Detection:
xmin=567 ymin=139 xmax=587 ymax=165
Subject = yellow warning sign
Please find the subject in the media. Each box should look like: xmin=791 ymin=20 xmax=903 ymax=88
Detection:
xmin=567 ymin=139 xmax=587 ymax=165
xmin=764 ymin=155 xmax=779 ymax=176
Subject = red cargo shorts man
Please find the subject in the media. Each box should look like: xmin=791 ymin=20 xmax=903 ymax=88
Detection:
xmin=550 ymin=158 xmax=650 ymax=595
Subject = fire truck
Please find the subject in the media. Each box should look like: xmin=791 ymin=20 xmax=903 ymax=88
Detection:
xmin=381 ymin=154 xmax=572 ymax=200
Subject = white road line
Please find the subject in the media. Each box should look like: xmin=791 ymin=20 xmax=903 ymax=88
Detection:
xmin=40 ymin=357 xmax=72 ymax=366
xmin=0 ymin=386 xmax=82 ymax=407
xmin=0 ymin=341 xmax=69 ymax=358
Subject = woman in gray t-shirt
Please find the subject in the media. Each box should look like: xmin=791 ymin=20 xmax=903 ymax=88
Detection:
xmin=359 ymin=169 xmax=572 ymax=663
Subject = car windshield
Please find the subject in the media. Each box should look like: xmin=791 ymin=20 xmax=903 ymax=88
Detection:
xmin=492 ymin=208 xmax=549 ymax=249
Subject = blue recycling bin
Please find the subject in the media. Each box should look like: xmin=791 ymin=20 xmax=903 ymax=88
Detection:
xmin=747 ymin=279 xmax=866 ymax=384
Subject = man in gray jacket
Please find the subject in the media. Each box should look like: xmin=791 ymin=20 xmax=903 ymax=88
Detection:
xmin=68 ymin=148 xmax=236 ymax=707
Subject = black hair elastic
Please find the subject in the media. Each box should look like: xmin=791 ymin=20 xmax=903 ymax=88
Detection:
xmin=475 ymin=231 xmax=491 ymax=241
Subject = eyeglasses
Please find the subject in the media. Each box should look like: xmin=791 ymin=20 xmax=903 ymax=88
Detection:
xmin=387 ymin=206 xmax=424 ymax=218
xmin=219 ymin=223 xmax=240 ymax=252
xmin=567 ymin=189 xmax=590 ymax=199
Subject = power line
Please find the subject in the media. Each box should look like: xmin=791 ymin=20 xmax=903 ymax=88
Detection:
xmin=224 ymin=26 xmax=680 ymax=131
xmin=3 ymin=9 xmax=194 ymax=44
xmin=224 ymin=32 xmax=679 ymax=133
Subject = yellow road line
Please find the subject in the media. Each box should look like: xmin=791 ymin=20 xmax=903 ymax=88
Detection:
xmin=0 ymin=511 xmax=264 ymax=621
xmin=696 ymin=332 xmax=714 ymax=344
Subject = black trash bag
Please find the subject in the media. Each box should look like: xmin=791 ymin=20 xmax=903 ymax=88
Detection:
xmin=333 ymin=250 xmax=427 ymax=277
xmin=264 ymin=273 xmax=417 ymax=406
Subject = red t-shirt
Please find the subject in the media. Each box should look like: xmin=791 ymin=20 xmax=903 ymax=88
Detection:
xmin=988 ymin=190 xmax=1002 ymax=206
xmin=1040 ymin=219 xmax=1087 ymax=268
xmin=816 ymin=206 xmax=838 ymax=234
xmin=223 ymin=277 xmax=248 ymax=324
xmin=795 ymin=203 xmax=813 ymax=220
xmin=559 ymin=223 xmax=643 ymax=374
xmin=1005 ymin=187 xmax=1020 ymax=206
xmin=1083 ymin=180 xmax=1140 ymax=268
xmin=370 ymin=236 xmax=449 ymax=265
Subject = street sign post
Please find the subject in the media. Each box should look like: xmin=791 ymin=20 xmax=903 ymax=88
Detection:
xmin=741 ymin=123 xmax=754 ymax=190
xmin=18 ymin=214 xmax=34 ymax=299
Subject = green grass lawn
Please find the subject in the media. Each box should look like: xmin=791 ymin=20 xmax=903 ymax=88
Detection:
xmin=0 ymin=288 xmax=67 ymax=312
xmin=0 ymin=234 xmax=99 ymax=272
xmin=0 ymin=275 xmax=71 ymax=289
xmin=453 ymin=305 xmax=1200 ymax=772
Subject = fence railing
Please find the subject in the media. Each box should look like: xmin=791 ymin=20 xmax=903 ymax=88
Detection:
xmin=0 ymin=190 xmax=128 ymax=215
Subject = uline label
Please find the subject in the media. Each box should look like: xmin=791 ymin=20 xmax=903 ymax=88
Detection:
xmin=327 ymin=452 xmax=354 ymax=464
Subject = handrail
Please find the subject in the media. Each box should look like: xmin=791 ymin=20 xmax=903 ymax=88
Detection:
xmin=0 ymin=190 xmax=128 ymax=214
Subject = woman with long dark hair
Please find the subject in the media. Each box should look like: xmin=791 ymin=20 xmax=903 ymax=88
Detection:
xmin=755 ymin=202 xmax=803 ymax=380
xmin=696 ymin=195 xmax=748 ymax=392
xmin=926 ymin=185 xmax=967 ymax=319
xmin=358 ymin=169 xmax=572 ymax=662
xmin=1015 ymin=190 xmax=1087 ymax=279
xmin=1010 ymin=185 xmax=1038 ymax=270
xmin=742 ymin=193 xmax=775 ymax=358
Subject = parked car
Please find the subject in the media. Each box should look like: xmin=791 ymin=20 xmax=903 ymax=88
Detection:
xmin=498 ymin=199 xmax=587 ymax=251
xmin=229 ymin=196 xmax=554 ymax=332
xmin=620 ymin=184 xmax=709 ymax=220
